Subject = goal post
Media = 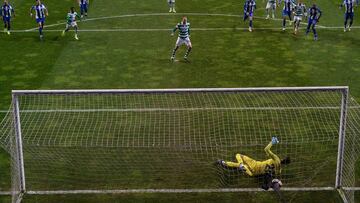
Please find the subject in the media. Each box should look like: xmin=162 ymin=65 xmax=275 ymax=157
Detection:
xmin=1 ymin=87 xmax=360 ymax=203
xmin=336 ymin=87 xmax=348 ymax=189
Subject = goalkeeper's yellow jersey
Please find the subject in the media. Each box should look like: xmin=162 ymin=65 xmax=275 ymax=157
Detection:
xmin=243 ymin=143 xmax=281 ymax=176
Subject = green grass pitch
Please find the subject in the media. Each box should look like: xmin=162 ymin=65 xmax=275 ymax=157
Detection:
xmin=0 ymin=0 xmax=360 ymax=202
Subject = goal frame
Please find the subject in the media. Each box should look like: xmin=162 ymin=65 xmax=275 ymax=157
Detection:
xmin=9 ymin=86 xmax=356 ymax=202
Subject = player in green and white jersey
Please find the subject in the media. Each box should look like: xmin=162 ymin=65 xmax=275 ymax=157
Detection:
xmin=293 ymin=1 xmax=307 ymax=34
xmin=171 ymin=16 xmax=192 ymax=61
xmin=266 ymin=0 xmax=276 ymax=19
xmin=62 ymin=7 xmax=81 ymax=40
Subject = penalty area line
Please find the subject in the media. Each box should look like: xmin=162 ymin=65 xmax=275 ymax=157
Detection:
xmin=24 ymin=12 xmax=334 ymax=31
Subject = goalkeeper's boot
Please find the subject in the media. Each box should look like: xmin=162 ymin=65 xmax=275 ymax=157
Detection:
xmin=248 ymin=27 xmax=253 ymax=32
xmin=75 ymin=34 xmax=79 ymax=40
xmin=266 ymin=15 xmax=270 ymax=20
xmin=282 ymin=27 xmax=286 ymax=31
xmin=7 ymin=30 xmax=10 ymax=35
xmin=348 ymin=26 xmax=351 ymax=32
xmin=169 ymin=8 xmax=172 ymax=12
xmin=344 ymin=28 xmax=347 ymax=32
xmin=173 ymin=8 xmax=176 ymax=13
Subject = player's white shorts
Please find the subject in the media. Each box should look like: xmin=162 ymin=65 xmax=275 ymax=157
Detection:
xmin=294 ymin=16 xmax=302 ymax=22
xmin=168 ymin=0 xmax=175 ymax=3
xmin=176 ymin=37 xmax=192 ymax=47
xmin=266 ymin=2 xmax=276 ymax=10
xmin=66 ymin=22 xmax=78 ymax=28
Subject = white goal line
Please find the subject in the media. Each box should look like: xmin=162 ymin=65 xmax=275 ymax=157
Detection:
xmin=344 ymin=187 xmax=360 ymax=191
xmin=25 ymin=187 xmax=336 ymax=195
xmin=2 ymin=187 xmax=358 ymax=195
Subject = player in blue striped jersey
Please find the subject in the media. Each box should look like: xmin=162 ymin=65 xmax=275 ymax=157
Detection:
xmin=171 ymin=17 xmax=192 ymax=61
xmin=78 ymin=0 xmax=89 ymax=18
xmin=244 ymin=0 xmax=256 ymax=32
xmin=1 ymin=0 xmax=14 ymax=35
xmin=340 ymin=0 xmax=358 ymax=32
xmin=30 ymin=0 xmax=48 ymax=40
xmin=279 ymin=0 xmax=296 ymax=31
xmin=306 ymin=4 xmax=322 ymax=41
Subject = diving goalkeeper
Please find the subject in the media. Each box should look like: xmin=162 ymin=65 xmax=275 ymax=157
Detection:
xmin=217 ymin=137 xmax=290 ymax=177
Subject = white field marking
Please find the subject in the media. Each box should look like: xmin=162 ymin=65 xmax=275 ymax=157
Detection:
xmin=26 ymin=187 xmax=336 ymax=195
xmin=25 ymin=13 xmax=243 ymax=31
xmin=23 ymin=12 xmax=333 ymax=31
xmin=11 ymin=26 xmax=360 ymax=33
xmin=10 ymin=28 xmax=313 ymax=33
xmin=0 ymin=191 xmax=11 ymax=195
xmin=343 ymin=187 xmax=360 ymax=191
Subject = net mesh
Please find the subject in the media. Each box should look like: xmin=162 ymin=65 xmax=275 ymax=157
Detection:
xmin=342 ymin=97 xmax=360 ymax=202
xmin=0 ymin=88 xmax=359 ymax=203
xmin=0 ymin=106 xmax=22 ymax=203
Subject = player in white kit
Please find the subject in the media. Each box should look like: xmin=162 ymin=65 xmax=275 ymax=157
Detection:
xmin=266 ymin=0 xmax=276 ymax=19
xmin=168 ymin=0 xmax=176 ymax=13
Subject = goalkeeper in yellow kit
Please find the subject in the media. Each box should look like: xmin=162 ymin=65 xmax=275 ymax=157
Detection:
xmin=217 ymin=137 xmax=290 ymax=177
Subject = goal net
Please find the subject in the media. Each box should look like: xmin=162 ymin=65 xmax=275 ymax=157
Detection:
xmin=1 ymin=87 xmax=359 ymax=203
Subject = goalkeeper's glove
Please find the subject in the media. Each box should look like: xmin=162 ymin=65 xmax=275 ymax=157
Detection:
xmin=239 ymin=163 xmax=246 ymax=171
xmin=272 ymin=137 xmax=279 ymax=145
